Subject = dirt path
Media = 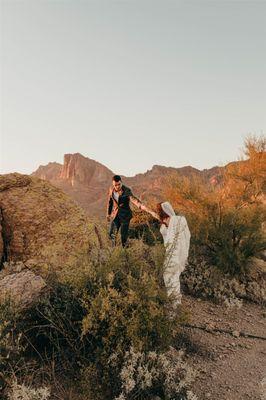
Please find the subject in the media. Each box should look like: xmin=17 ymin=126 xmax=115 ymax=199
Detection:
xmin=178 ymin=295 xmax=266 ymax=400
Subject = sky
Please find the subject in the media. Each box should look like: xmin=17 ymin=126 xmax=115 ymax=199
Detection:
xmin=1 ymin=0 xmax=265 ymax=177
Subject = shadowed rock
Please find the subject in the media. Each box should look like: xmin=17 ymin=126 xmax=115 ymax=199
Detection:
xmin=0 ymin=262 xmax=47 ymax=309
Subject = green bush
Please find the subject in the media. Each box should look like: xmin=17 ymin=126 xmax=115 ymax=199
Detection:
xmin=194 ymin=205 xmax=266 ymax=275
xmin=1 ymin=240 xmax=192 ymax=400
xmin=163 ymin=135 xmax=266 ymax=277
xmin=109 ymin=346 xmax=197 ymax=400
xmin=182 ymin=255 xmax=266 ymax=306
xmin=0 ymin=298 xmax=26 ymax=391
xmin=129 ymin=211 xmax=162 ymax=245
xmin=0 ymin=285 xmax=86 ymax=397
xmin=80 ymin=240 xmax=187 ymax=399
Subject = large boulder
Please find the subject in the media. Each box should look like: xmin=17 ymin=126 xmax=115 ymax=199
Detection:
xmin=0 ymin=173 xmax=97 ymax=274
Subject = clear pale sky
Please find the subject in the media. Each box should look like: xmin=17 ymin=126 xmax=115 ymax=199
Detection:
xmin=1 ymin=0 xmax=265 ymax=176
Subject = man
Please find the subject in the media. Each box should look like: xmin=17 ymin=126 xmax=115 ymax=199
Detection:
xmin=106 ymin=175 xmax=157 ymax=247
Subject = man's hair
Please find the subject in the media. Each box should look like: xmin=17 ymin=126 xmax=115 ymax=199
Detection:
xmin=112 ymin=175 xmax=121 ymax=182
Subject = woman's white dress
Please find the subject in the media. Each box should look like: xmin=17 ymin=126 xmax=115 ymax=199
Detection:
xmin=159 ymin=202 xmax=191 ymax=304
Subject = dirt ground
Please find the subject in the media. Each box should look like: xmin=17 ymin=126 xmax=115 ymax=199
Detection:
xmin=178 ymin=294 xmax=266 ymax=400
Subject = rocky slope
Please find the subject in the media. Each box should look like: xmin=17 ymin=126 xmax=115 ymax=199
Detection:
xmin=0 ymin=173 xmax=96 ymax=274
xmin=32 ymin=153 xmax=222 ymax=217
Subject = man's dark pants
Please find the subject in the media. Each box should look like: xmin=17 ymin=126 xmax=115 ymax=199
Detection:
xmin=109 ymin=215 xmax=130 ymax=247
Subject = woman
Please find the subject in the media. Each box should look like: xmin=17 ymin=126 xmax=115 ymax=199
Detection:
xmin=156 ymin=201 xmax=191 ymax=305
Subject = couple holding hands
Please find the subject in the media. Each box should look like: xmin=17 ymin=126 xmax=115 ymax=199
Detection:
xmin=106 ymin=175 xmax=191 ymax=305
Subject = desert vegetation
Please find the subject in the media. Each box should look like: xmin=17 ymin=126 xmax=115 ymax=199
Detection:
xmin=130 ymin=137 xmax=266 ymax=306
xmin=0 ymin=136 xmax=265 ymax=399
xmin=136 ymin=136 xmax=266 ymax=305
xmin=0 ymin=240 xmax=198 ymax=400
xmin=164 ymin=136 xmax=265 ymax=274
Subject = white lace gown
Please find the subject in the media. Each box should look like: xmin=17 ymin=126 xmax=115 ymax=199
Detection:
xmin=160 ymin=206 xmax=191 ymax=304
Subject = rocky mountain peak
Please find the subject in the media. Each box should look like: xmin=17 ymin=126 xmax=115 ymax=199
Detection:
xmin=59 ymin=153 xmax=113 ymax=187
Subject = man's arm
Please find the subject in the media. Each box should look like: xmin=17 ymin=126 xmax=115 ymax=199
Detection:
xmin=129 ymin=189 xmax=160 ymax=220
xmin=128 ymin=190 xmax=142 ymax=209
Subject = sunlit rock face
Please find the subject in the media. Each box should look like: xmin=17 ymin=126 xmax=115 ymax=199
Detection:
xmin=59 ymin=153 xmax=113 ymax=186
xmin=33 ymin=153 xmax=114 ymax=217
xmin=0 ymin=172 xmax=96 ymax=273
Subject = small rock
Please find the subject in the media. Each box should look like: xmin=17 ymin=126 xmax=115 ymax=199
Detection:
xmin=0 ymin=269 xmax=47 ymax=309
xmin=232 ymin=330 xmax=240 ymax=338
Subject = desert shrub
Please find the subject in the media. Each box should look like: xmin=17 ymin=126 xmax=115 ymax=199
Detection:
xmin=22 ymin=283 xmax=86 ymax=366
xmin=0 ymin=284 xmax=87 ymax=398
xmin=112 ymin=346 xmax=197 ymax=400
xmin=129 ymin=211 xmax=162 ymax=245
xmin=182 ymin=256 xmax=266 ymax=306
xmin=194 ymin=204 xmax=265 ymax=275
xmin=80 ymin=240 xmax=189 ymax=399
xmin=0 ymin=298 xmax=27 ymax=391
xmin=7 ymin=381 xmax=50 ymax=400
xmin=164 ymin=135 xmax=266 ymax=276
xmin=1 ymin=240 xmax=194 ymax=400
xmin=114 ymin=347 xmax=196 ymax=400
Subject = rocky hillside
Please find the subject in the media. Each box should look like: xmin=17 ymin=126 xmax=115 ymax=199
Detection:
xmin=32 ymin=153 xmax=222 ymax=217
xmin=0 ymin=173 xmax=96 ymax=274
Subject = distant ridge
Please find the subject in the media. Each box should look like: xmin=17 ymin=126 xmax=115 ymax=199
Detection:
xmin=31 ymin=153 xmax=223 ymax=217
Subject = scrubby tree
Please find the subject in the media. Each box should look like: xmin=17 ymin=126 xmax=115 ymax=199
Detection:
xmin=164 ymin=135 xmax=266 ymax=275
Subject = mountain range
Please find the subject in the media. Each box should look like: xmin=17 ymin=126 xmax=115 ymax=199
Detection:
xmin=31 ymin=153 xmax=222 ymax=217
